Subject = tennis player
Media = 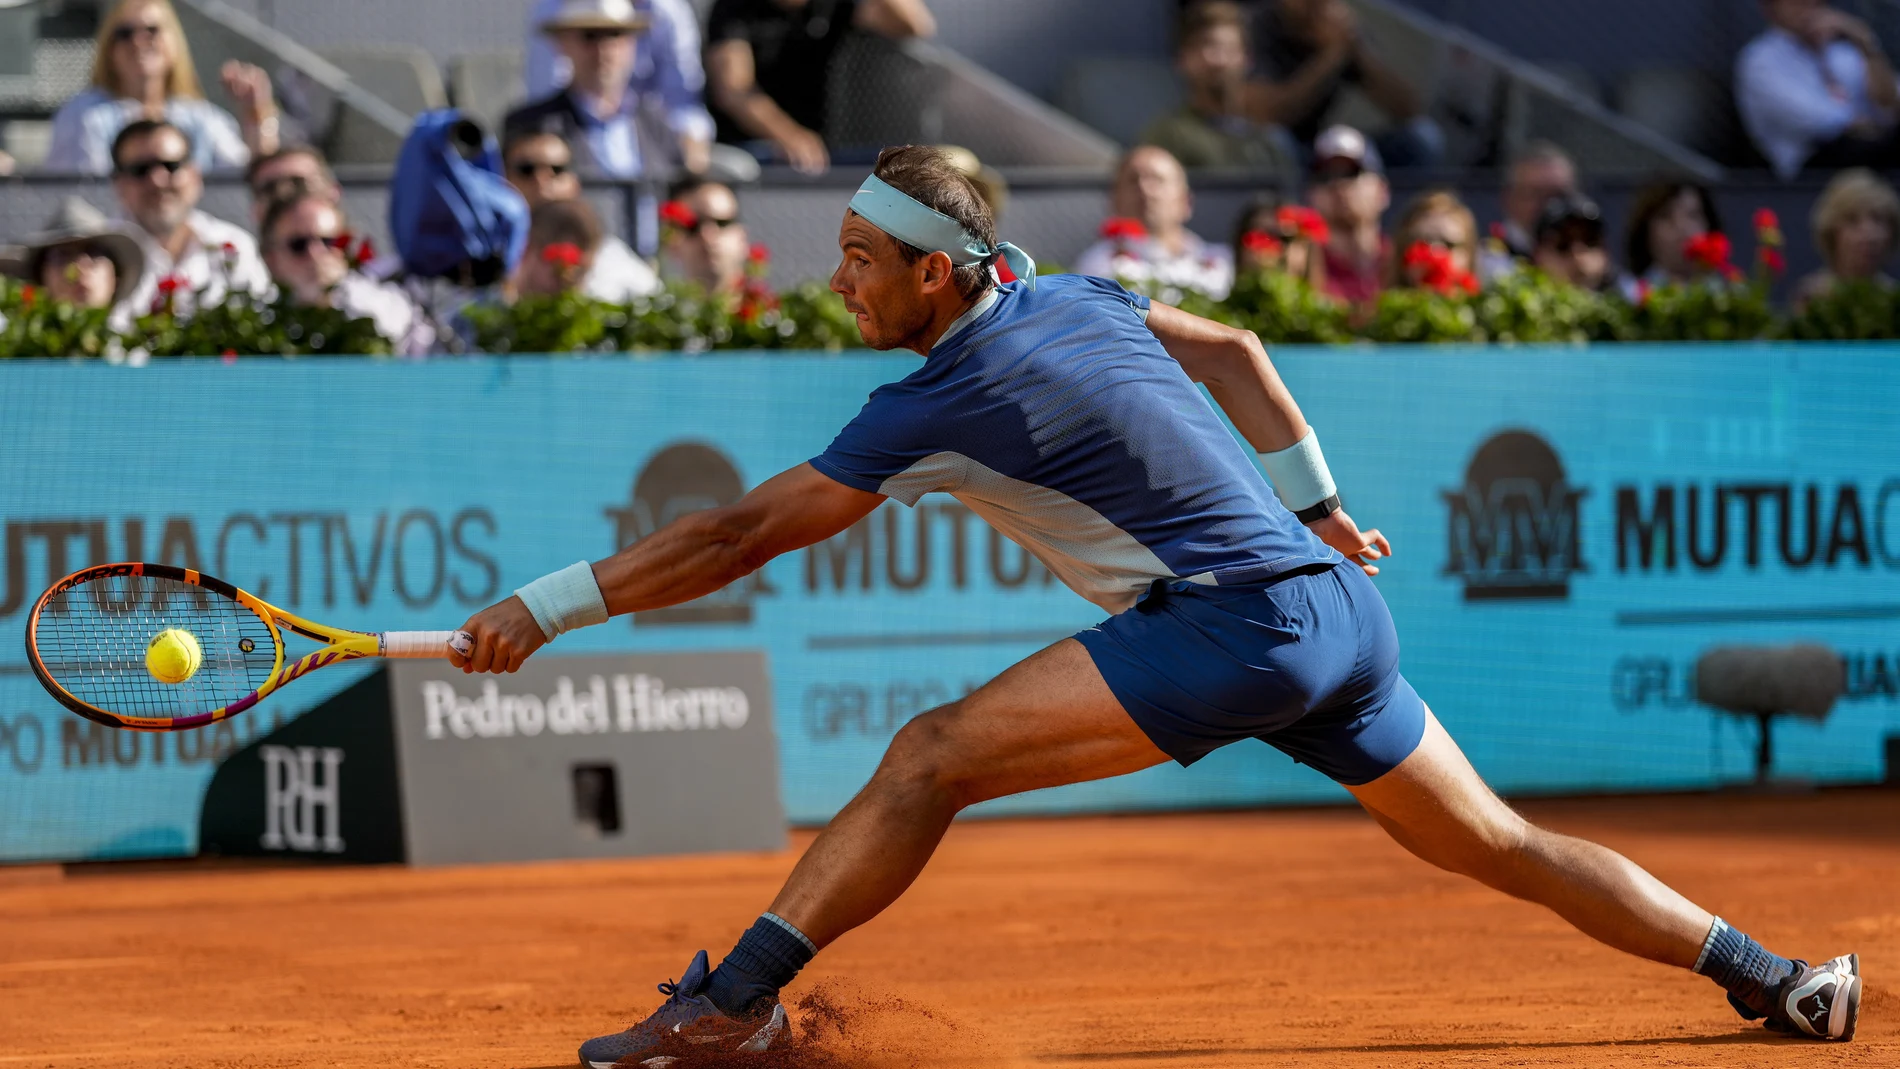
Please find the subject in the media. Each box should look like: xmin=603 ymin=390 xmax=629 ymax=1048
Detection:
xmin=451 ymin=146 xmax=1861 ymax=1064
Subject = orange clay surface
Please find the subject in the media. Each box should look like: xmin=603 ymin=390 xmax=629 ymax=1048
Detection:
xmin=3 ymin=788 xmax=1897 ymax=1069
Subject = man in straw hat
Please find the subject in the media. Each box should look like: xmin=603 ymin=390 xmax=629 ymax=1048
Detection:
xmin=505 ymin=0 xmax=664 ymax=180
xmin=1 ymin=196 xmax=147 ymax=331
xmin=453 ymin=145 xmax=1863 ymax=1063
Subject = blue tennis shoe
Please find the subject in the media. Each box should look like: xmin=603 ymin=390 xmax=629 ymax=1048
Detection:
xmin=578 ymin=950 xmax=788 ymax=1068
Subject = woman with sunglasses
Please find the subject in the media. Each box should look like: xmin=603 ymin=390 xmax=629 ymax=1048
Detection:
xmin=46 ymin=0 xmax=280 ymax=176
xmin=260 ymin=192 xmax=435 ymax=356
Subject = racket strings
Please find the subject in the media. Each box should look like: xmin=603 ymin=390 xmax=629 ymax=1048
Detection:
xmin=33 ymin=576 xmax=279 ymax=721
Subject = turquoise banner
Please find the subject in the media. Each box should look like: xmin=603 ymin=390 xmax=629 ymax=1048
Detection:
xmin=3 ymin=346 xmax=1899 ymax=862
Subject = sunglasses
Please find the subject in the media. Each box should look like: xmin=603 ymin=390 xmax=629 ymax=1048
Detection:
xmin=116 ymin=157 xmax=189 ymax=179
xmin=111 ymin=22 xmax=163 ymax=43
xmin=693 ymin=214 xmax=740 ymax=230
xmin=511 ymin=160 xmax=571 ymax=178
xmin=280 ymin=234 xmax=351 ymax=257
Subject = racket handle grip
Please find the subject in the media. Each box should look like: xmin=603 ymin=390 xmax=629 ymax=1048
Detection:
xmin=382 ymin=630 xmax=475 ymax=659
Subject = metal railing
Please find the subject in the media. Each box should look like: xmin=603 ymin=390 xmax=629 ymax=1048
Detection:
xmin=1348 ymin=0 xmax=1724 ymax=179
xmin=170 ymin=0 xmax=412 ymax=161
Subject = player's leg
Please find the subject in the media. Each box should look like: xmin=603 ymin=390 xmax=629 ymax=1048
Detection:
xmin=578 ymin=637 xmax=1167 ymax=1066
xmin=1347 ymin=709 xmax=1710 ymax=965
xmin=1347 ymin=708 xmax=1861 ymax=1039
xmin=765 ymin=636 xmax=1168 ymax=948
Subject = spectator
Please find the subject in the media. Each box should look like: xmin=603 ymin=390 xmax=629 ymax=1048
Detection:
xmin=526 ymin=0 xmax=715 ymax=173
xmin=46 ymin=0 xmax=279 ymax=176
xmin=1737 ymin=0 xmax=1900 ymax=178
xmin=505 ymin=0 xmax=665 ymax=180
xmin=1074 ymin=146 xmax=1234 ymax=299
xmin=1306 ymin=124 xmax=1389 ymax=306
xmin=1387 ymin=189 xmax=1477 ymax=290
xmin=1248 ymin=0 xmax=1440 ymax=167
xmin=1140 ymin=2 xmax=1293 ymax=176
xmin=0 ymin=197 xmax=147 ymax=331
xmin=246 ymin=145 xmax=340 ymax=229
xmin=938 ymin=144 xmax=1016 ymax=280
xmin=259 ymin=192 xmax=434 ymax=355
xmin=1532 ymin=192 xmax=1614 ymax=292
xmin=939 ymin=145 xmax=1008 ymax=223
xmin=1795 ymin=167 xmax=1900 ymax=306
xmin=516 ymin=198 xmax=605 ymax=298
xmin=502 ymin=126 xmax=661 ymax=301
xmin=111 ymin=120 xmax=269 ymax=316
xmin=706 ymin=0 xmax=936 ymax=174
xmin=1625 ymin=179 xmax=1725 ymax=289
xmin=1481 ymin=141 xmax=1578 ymax=280
xmin=1229 ymin=191 xmax=1326 ymax=284
xmin=660 ymin=176 xmax=754 ymax=294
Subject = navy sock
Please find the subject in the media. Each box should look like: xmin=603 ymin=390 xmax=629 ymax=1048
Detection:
xmin=1694 ymin=917 xmax=1795 ymax=1017
xmin=704 ymin=913 xmax=816 ymax=1017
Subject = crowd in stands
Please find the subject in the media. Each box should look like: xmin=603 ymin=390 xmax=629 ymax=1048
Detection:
xmin=5 ymin=0 xmax=1900 ymax=356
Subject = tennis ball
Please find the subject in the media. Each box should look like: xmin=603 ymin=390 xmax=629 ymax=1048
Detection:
xmin=146 ymin=628 xmax=203 ymax=685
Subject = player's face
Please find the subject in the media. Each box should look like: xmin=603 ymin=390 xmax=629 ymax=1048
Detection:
xmin=831 ymin=213 xmax=935 ymax=352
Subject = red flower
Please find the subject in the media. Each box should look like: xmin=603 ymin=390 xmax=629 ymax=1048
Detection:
xmin=1489 ymin=221 xmax=1508 ymax=241
xmin=541 ymin=242 xmax=584 ymax=269
xmin=748 ymin=243 xmax=771 ymax=264
xmin=221 ymin=242 xmax=237 ymax=255
xmin=1635 ymin=279 xmax=1652 ymax=305
xmin=1276 ymin=205 xmax=1330 ymax=244
xmin=1100 ymin=217 xmax=1148 ymax=241
xmin=156 ymin=275 xmax=183 ymax=295
xmin=355 ymin=236 xmax=376 ymax=265
xmin=1753 ymin=208 xmax=1779 ymax=232
xmin=659 ymin=200 xmax=699 ymax=230
xmin=1761 ymin=247 xmax=1787 ymax=275
xmin=1682 ymin=232 xmax=1732 ymax=271
xmin=221 ymin=348 xmax=237 ymax=356
xmin=1403 ymin=241 xmax=1477 ymax=295
xmin=1241 ymin=230 xmax=1284 ymax=257
xmin=20 ymin=285 xmax=35 ymax=308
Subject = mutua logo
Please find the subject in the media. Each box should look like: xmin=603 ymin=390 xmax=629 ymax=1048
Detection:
xmin=1442 ymin=429 xmax=1588 ymax=601
xmin=604 ymin=442 xmax=775 ymax=626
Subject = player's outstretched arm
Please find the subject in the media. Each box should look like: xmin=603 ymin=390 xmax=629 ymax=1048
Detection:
xmin=452 ymin=464 xmax=882 ymax=673
xmin=1145 ymin=301 xmax=1391 ymax=574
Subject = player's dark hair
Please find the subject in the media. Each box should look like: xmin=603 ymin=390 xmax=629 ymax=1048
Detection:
xmin=111 ymin=118 xmax=194 ymax=170
xmin=871 ymin=144 xmax=997 ymax=302
xmin=528 ymin=196 xmax=604 ymax=256
xmin=259 ymin=190 xmax=348 ymax=249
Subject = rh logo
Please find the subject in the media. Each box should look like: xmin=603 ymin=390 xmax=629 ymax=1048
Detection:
xmin=259 ymin=745 xmax=345 ymax=853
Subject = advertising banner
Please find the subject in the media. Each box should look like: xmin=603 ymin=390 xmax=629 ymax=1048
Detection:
xmin=3 ymin=347 xmax=1899 ymax=862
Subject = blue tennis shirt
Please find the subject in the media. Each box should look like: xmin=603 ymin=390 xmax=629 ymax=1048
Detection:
xmin=810 ymin=274 xmax=1342 ymax=613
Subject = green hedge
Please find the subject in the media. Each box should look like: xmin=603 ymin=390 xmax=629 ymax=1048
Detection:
xmin=4 ymin=268 xmax=1898 ymax=359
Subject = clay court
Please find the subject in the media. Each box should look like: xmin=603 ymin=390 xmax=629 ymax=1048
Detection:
xmin=4 ymin=788 xmax=1895 ymax=1069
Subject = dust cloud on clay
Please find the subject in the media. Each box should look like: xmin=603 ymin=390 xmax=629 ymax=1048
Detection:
xmin=621 ymin=983 xmax=1038 ymax=1069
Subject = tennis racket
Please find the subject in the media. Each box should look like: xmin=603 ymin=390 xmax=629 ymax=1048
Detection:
xmin=25 ymin=561 xmax=473 ymax=732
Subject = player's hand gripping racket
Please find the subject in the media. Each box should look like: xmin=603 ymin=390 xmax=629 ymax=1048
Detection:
xmin=25 ymin=562 xmax=474 ymax=731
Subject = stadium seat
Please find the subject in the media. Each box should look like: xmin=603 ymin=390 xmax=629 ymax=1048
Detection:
xmin=1054 ymin=57 xmax=1181 ymax=147
xmin=1614 ymin=65 xmax=1733 ymax=160
xmin=447 ymin=51 xmax=525 ymax=141
xmin=319 ymin=45 xmax=448 ymax=163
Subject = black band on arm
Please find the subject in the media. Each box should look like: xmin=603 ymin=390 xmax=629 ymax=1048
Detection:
xmin=1294 ymin=494 xmax=1343 ymax=524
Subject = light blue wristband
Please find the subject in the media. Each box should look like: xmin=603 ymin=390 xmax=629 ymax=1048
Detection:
xmin=514 ymin=561 xmax=609 ymax=642
xmin=1258 ymin=428 xmax=1338 ymax=512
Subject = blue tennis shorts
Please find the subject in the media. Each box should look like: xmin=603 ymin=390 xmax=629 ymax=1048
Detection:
xmin=1074 ymin=561 xmax=1427 ymax=785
